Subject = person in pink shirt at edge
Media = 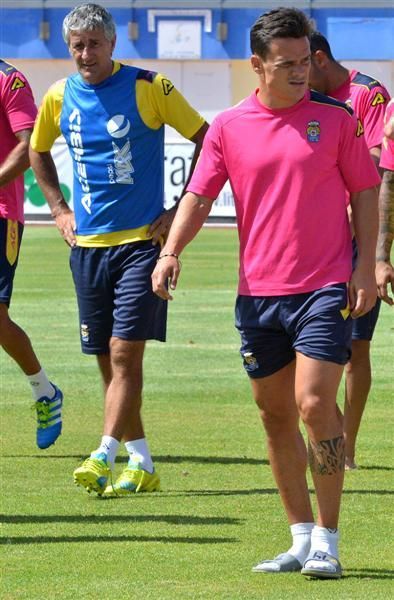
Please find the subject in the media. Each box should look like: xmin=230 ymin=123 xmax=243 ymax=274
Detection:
xmin=0 ymin=60 xmax=63 ymax=449
xmin=308 ymin=32 xmax=390 ymax=470
xmin=152 ymin=8 xmax=380 ymax=580
xmin=376 ymin=99 xmax=394 ymax=305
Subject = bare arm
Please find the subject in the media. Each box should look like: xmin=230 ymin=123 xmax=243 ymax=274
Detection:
xmin=0 ymin=129 xmax=32 ymax=187
xmin=180 ymin=121 xmax=209 ymax=198
xmin=151 ymin=191 xmax=215 ymax=300
xmin=148 ymin=121 xmax=209 ymax=245
xmin=375 ymin=169 xmax=394 ymax=305
xmin=349 ymin=186 xmax=379 ymax=317
xmin=369 ymin=145 xmax=383 ymax=177
xmin=29 ymin=147 xmax=76 ymax=247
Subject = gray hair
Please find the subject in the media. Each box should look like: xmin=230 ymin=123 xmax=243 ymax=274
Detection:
xmin=62 ymin=3 xmax=116 ymax=45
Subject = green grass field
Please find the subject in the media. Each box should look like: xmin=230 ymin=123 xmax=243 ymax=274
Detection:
xmin=1 ymin=226 xmax=393 ymax=599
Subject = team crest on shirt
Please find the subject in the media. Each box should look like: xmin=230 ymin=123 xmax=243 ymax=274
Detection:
xmin=306 ymin=120 xmax=320 ymax=142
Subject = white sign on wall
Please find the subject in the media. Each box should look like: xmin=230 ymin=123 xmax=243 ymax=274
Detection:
xmin=158 ymin=20 xmax=202 ymax=60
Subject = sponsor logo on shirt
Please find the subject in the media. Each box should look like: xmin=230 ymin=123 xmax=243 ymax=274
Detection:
xmin=306 ymin=120 xmax=320 ymax=143
xmin=69 ymin=108 xmax=92 ymax=214
xmin=11 ymin=76 xmax=25 ymax=91
xmin=356 ymin=119 xmax=364 ymax=137
xmin=106 ymin=115 xmax=134 ymax=185
xmin=371 ymin=92 xmax=386 ymax=107
xmin=161 ymin=78 xmax=174 ymax=96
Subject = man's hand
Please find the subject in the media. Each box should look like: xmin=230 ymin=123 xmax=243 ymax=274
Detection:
xmin=349 ymin=266 xmax=377 ymax=317
xmin=151 ymin=254 xmax=181 ymax=300
xmin=149 ymin=206 xmax=177 ymax=245
xmin=376 ymin=261 xmax=394 ymax=305
xmin=54 ymin=208 xmax=77 ymax=247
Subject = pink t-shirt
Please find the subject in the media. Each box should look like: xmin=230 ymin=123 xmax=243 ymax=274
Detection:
xmin=0 ymin=61 xmax=37 ymax=224
xmin=380 ymin=100 xmax=394 ymax=171
xmin=329 ymin=70 xmax=390 ymax=150
xmin=188 ymin=90 xmax=381 ymax=296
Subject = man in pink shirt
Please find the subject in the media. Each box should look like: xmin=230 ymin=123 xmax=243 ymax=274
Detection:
xmin=152 ymin=8 xmax=380 ymax=580
xmin=376 ymin=99 xmax=394 ymax=304
xmin=0 ymin=60 xmax=63 ymax=449
xmin=308 ymin=32 xmax=390 ymax=470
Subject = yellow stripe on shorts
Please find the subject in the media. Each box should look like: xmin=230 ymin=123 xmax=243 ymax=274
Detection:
xmin=6 ymin=219 xmax=19 ymax=266
xmin=340 ymin=303 xmax=350 ymax=320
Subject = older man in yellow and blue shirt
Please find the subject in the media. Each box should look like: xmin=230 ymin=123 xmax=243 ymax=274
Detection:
xmin=30 ymin=2 xmax=208 ymax=497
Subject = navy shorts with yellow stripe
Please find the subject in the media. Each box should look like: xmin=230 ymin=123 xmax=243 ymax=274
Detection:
xmin=235 ymin=284 xmax=352 ymax=379
xmin=70 ymin=239 xmax=167 ymax=354
xmin=0 ymin=217 xmax=24 ymax=306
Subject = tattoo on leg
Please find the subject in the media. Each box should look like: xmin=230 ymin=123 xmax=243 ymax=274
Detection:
xmin=308 ymin=436 xmax=345 ymax=475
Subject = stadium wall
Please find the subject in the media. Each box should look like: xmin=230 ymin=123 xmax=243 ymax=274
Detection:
xmin=1 ymin=2 xmax=393 ymax=61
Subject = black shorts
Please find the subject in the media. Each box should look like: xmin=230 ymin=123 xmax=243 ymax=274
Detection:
xmin=235 ymin=284 xmax=352 ymax=379
xmin=0 ymin=217 xmax=24 ymax=306
xmin=70 ymin=240 xmax=167 ymax=354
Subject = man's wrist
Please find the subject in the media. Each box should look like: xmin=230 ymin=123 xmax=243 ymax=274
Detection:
xmin=50 ymin=198 xmax=70 ymax=218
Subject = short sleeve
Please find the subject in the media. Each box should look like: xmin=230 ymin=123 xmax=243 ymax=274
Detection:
xmin=30 ymin=80 xmax=65 ymax=152
xmin=361 ymin=84 xmax=391 ymax=149
xmin=337 ymin=111 xmax=381 ymax=193
xmin=1 ymin=70 xmax=37 ymax=133
xmin=187 ymin=117 xmax=229 ymax=199
xmin=136 ymin=73 xmax=205 ymax=139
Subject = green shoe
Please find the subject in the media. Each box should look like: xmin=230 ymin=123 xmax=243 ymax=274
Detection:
xmin=103 ymin=462 xmax=160 ymax=497
xmin=73 ymin=454 xmax=111 ymax=495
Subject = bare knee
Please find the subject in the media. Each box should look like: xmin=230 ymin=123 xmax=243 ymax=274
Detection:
xmin=297 ymin=394 xmax=323 ymax=429
xmin=258 ymin=403 xmax=299 ymax=438
xmin=109 ymin=337 xmax=144 ymax=379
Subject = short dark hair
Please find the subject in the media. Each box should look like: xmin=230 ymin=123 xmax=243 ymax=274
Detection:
xmin=250 ymin=7 xmax=311 ymax=59
xmin=309 ymin=31 xmax=335 ymax=60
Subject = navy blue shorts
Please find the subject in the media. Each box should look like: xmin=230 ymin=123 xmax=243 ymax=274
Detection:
xmin=0 ymin=218 xmax=24 ymax=306
xmin=235 ymin=284 xmax=352 ymax=379
xmin=70 ymin=240 xmax=167 ymax=354
xmin=351 ymin=238 xmax=381 ymax=341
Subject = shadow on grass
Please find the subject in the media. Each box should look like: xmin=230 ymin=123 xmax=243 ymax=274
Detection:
xmin=342 ymin=489 xmax=394 ymax=495
xmin=170 ymin=487 xmax=394 ymax=497
xmin=354 ymin=465 xmax=394 ymax=471
xmin=1 ymin=454 xmax=269 ymax=466
xmin=173 ymin=488 xmax=279 ymax=497
xmin=1 ymin=514 xmax=241 ymax=525
xmin=343 ymin=568 xmax=394 ymax=580
xmin=3 ymin=455 xmax=392 ymax=472
xmin=1 ymin=535 xmax=238 ymax=545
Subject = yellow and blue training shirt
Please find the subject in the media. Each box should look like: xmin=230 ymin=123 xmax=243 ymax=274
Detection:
xmin=31 ymin=61 xmax=205 ymax=247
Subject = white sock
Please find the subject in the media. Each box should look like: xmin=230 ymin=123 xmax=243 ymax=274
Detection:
xmin=124 ymin=438 xmax=153 ymax=473
xmin=27 ymin=369 xmax=55 ymax=401
xmin=288 ymin=522 xmax=314 ymax=563
xmin=310 ymin=525 xmax=339 ymax=559
xmin=91 ymin=435 xmax=119 ymax=469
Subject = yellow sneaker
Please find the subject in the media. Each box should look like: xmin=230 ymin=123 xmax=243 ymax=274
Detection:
xmin=73 ymin=454 xmax=111 ymax=495
xmin=103 ymin=462 xmax=160 ymax=497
